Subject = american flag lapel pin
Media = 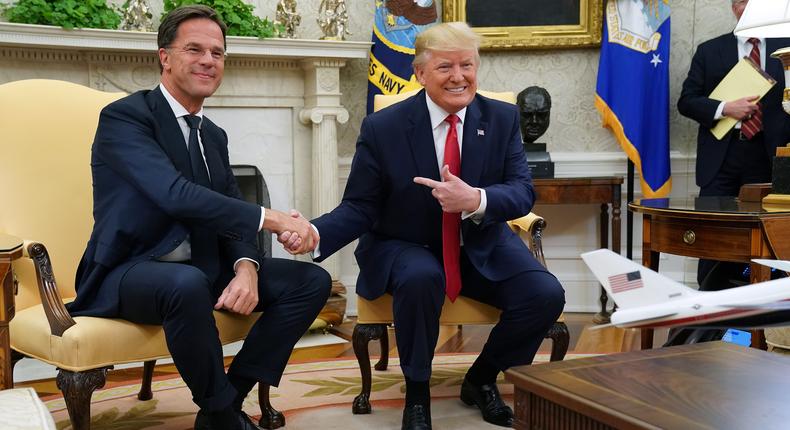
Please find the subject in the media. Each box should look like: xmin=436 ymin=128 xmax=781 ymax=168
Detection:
xmin=477 ymin=129 xmax=485 ymax=136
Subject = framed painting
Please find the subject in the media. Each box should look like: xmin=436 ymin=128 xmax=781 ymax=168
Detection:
xmin=443 ymin=0 xmax=604 ymax=50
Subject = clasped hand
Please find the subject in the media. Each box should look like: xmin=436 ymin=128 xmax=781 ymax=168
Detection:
xmin=414 ymin=165 xmax=480 ymax=213
xmin=277 ymin=209 xmax=319 ymax=255
xmin=723 ymin=95 xmax=760 ymax=121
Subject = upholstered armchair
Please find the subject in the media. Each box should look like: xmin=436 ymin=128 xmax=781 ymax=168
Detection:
xmin=0 ymin=80 xmax=284 ymax=430
xmin=349 ymin=90 xmax=569 ymax=414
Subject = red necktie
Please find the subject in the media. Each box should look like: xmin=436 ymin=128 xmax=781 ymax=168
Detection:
xmin=442 ymin=114 xmax=462 ymax=302
xmin=742 ymin=38 xmax=763 ymax=139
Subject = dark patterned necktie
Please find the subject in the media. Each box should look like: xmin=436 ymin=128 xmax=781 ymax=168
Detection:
xmin=182 ymin=115 xmax=218 ymax=279
xmin=442 ymin=114 xmax=462 ymax=302
xmin=183 ymin=115 xmax=211 ymax=187
xmin=742 ymin=38 xmax=763 ymax=139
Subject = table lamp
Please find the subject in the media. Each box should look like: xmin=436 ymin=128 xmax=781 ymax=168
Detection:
xmin=735 ymin=0 xmax=790 ymax=205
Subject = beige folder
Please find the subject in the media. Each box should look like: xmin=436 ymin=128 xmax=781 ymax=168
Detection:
xmin=709 ymin=57 xmax=776 ymax=140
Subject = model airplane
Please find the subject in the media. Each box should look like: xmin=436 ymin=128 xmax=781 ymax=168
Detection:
xmin=580 ymin=249 xmax=790 ymax=329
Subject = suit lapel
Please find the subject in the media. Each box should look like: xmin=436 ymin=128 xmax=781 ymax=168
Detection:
xmin=147 ymin=87 xmax=193 ymax=181
xmin=406 ymin=91 xmax=441 ymax=206
xmin=200 ymin=126 xmax=226 ymax=192
xmin=461 ymin=97 xmax=486 ymax=187
xmin=721 ymin=33 xmax=739 ymax=74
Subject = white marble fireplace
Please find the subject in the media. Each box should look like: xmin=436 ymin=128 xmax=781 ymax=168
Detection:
xmin=0 ymin=22 xmax=370 ymax=279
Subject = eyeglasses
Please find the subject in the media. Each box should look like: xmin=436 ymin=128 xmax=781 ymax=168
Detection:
xmin=168 ymin=45 xmax=226 ymax=61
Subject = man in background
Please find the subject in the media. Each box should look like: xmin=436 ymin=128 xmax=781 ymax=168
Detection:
xmin=678 ymin=0 xmax=790 ymax=293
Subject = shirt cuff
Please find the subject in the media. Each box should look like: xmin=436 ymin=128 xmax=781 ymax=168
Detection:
xmin=714 ymin=101 xmax=725 ymax=120
xmin=461 ymin=188 xmax=486 ymax=224
xmin=233 ymin=257 xmax=260 ymax=272
xmin=311 ymin=223 xmax=321 ymax=259
xmin=259 ymin=207 xmax=266 ymax=231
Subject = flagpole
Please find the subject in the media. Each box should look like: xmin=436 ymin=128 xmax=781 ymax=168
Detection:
xmin=627 ymin=160 xmax=634 ymax=261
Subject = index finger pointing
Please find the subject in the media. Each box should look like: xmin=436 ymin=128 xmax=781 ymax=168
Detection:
xmin=414 ymin=176 xmax=441 ymax=189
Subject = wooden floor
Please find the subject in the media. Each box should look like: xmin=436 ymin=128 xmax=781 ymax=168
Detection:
xmin=16 ymin=312 xmax=665 ymax=397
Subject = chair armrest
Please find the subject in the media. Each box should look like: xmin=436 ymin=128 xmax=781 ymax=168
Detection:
xmin=507 ymin=213 xmax=547 ymax=268
xmin=23 ymin=241 xmax=76 ymax=336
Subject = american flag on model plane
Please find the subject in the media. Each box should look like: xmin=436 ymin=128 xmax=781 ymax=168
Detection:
xmin=608 ymin=271 xmax=643 ymax=293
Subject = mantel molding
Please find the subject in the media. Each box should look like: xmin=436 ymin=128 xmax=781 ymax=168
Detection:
xmin=0 ymin=22 xmax=371 ymax=60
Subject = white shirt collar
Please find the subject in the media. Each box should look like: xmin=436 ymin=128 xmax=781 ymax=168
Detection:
xmin=159 ymin=83 xmax=204 ymax=121
xmin=425 ymin=92 xmax=467 ymax=130
xmin=736 ymin=36 xmax=764 ymax=47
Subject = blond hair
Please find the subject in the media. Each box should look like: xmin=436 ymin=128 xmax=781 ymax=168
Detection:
xmin=413 ymin=22 xmax=481 ymax=66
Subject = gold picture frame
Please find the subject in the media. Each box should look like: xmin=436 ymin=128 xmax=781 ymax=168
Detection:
xmin=443 ymin=0 xmax=604 ymax=51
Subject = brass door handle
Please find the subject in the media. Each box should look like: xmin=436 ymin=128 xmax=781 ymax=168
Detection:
xmin=682 ymin=230 xmax=696 ymax=245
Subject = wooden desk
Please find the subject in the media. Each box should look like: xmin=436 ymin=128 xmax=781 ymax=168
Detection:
xmin=506 ymin=342 xmax=790 ymax=430
xmin=1 ymin=234 xmax=23 ymax=390
xmin=630 ymin=197 xmax=790 ymax=349
xmin=534 ymin=177 xmax=623 ymax=322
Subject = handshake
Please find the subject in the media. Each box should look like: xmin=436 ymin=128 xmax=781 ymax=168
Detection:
xmin=269 ymin=208 xmax=319 ymax=255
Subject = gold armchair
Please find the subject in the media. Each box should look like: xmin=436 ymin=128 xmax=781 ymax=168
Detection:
xmin=349 ymin=90 xmax=569 ymax=414
xmin=0 ymin=80 xmax=283 ymax=430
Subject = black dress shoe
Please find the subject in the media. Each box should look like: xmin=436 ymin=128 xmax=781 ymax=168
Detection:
xmin=401 ymin=404 xmax=432 ymax=430
xmin=460 ymin=378 xmax=514 ymax=427
xmin=194 ymin=408 xmax=264 ymax=430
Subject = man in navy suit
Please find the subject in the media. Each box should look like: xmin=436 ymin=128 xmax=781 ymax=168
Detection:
xmin=282 ymin=22 xmax=564 ymax=429
xmin=67 ymin=6 xmax=331 ymax=430
xmin=678 ymin=0 xmax=790 ymax=288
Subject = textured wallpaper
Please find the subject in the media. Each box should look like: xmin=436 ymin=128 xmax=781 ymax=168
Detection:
xmin=295 ymin=0 xmax=742 ymax=157
xmin=0 ymin=0 xmax=742 ymax=155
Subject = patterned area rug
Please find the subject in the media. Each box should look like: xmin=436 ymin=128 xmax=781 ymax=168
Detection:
xmin=43 ymin=353 xmax=597 ymax=430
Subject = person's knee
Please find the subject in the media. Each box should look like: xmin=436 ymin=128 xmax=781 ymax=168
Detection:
xmin=393 ymin=263 xmax=444 ymax=297
xmin=302 ymin=263 xmax=332 ymax=302
xmin=164 ymin=267 xmax=213 ymax=312
xmin=536 ymin=274 xmax=565 ymax=319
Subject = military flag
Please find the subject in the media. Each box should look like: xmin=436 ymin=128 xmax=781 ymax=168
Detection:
xmin=595 ymin=0 xmax=671 ymax=198
xmin=367 ymin=0 xmax=438 ymax=114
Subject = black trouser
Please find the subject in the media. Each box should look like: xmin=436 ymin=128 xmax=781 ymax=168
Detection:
xmin=113 ymin=258 xmax=331 ymax=411
xmin=698 ymin=131 xmax=771 ymax=285
xmin=386 ymin=247 xmax=565 ymax=381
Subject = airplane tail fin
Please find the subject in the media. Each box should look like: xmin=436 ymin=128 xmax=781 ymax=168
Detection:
xmin=580 ymin=249 xmax=698 ymax=309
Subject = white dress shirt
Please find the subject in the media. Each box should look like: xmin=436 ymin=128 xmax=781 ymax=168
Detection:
xmin=158 ymin=84 xmax=262 ymax=271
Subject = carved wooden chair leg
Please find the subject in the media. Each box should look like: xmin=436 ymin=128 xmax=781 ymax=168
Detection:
xmin=547 ymin=321 xmax=570 ymax=362
xmin=352 ymin=323 xmax=387 ymax=414
xmin=258 ymin=383 xmax=285 ymax=429
xmin=138 ymin=360 xmax=156 ymax=400
xmin=373 ymin=324 xmax=389 ymax=371
xmin=56 ymin=367 xmax=110 ymax=430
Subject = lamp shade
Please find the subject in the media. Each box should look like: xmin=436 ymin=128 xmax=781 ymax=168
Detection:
xmin=734 ymin=0 xmax=790 ymax=38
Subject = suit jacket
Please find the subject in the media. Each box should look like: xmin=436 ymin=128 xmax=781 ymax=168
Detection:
xmin=67 ymin=87 xmax=262 ymax=317
xmin=678 ymin=33 xmax=790 ymax=188
xmin=312 ymin=90 xmax=545 ymax=300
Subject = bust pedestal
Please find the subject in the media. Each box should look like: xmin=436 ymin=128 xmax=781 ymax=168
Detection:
xmin=523 ymin=142 xmax=554 ymax=178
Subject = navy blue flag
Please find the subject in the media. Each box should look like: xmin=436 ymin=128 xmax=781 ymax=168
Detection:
xmin=595 ymin=0 xmax=671 ymax=198
xmin=366 ymin=0 xmax=438 ymax=114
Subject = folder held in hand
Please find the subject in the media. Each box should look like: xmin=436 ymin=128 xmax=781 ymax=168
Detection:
xmin=709 ymin=57 xmax=776 ymax=140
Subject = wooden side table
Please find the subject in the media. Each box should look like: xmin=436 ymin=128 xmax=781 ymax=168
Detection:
xmin=533 ymin=177 xmax=623 ymax=323
xmin=0 ymin=234 xmax=23 ymax=390
xmin=630 ymin=197 xmax=790 ymax=349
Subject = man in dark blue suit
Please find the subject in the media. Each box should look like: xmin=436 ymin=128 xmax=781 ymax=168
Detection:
xmin=282 ymin=22 xmax=564 ymax=429
xmin=678 ymin=0 xmax=790 ymax=289
xmin=66 ymin=6 xmax=331 ymax=430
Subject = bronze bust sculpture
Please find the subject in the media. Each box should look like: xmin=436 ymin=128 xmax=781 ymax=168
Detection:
xmin=517 ymin=86 xmax=551 ymax=144
xmin=516 ymin=86 xmax=554 ymax=178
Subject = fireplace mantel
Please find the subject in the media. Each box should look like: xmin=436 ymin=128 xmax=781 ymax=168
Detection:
xmin=0 ymin=22 xmax=370 ymax=279
xmin=0 ymin=21 xmax=370 ymax=59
